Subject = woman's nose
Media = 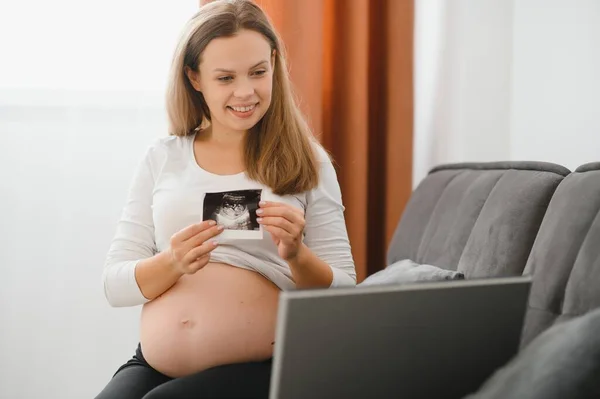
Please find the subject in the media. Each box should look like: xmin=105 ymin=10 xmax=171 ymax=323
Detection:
xmin=233 ymin=78 xmax=255 ymax=99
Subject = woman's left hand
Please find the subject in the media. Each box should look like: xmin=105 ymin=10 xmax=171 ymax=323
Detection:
xmin=256 ymin=201 xmax=305 ymax=261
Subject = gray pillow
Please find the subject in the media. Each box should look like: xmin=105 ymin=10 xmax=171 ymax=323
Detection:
xmin=464 ymin=307 xmax=600 ymax=399
xmin=358 ymin=259 xmax=465 ymax=287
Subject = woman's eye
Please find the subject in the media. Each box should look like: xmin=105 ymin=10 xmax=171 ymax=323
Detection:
xmin=252 ymin=70 xmax=267 ymax=77
xmin=218 ymin=76 xmax=233 ymax=82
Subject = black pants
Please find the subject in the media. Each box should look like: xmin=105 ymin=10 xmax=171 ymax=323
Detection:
xmin=94 ymin=344 xmax=272 ymax=399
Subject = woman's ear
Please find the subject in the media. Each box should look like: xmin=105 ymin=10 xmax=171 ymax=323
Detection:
xmin=185 ymin=66 xmax=202 ymax=92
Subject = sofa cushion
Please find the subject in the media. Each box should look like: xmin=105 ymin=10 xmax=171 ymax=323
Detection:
xmin=465 ymin=306 xmax=600 ymax=399
xmin=520 ymin=163 xmax=600 ymax=347
xmin=357 ymin=259 xmax=464 ymax=287
xmin=387 ymin=162 xmax=569 ymax=278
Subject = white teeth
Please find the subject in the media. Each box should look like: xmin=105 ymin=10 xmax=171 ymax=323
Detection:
xmin=230 ymin=104 xmax=256 ymax=112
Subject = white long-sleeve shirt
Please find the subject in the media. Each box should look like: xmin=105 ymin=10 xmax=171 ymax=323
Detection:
xmin=103 ymin=133 xmax=357 ymax=307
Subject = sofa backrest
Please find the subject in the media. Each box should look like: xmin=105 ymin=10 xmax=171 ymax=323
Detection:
xmin=387 ymin=162 xmax=570 ymax=278
xmin=520 ymin=163 xmax=600 ymax=348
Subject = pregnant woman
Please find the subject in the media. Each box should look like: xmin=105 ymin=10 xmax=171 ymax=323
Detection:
xmin=95 ymin=1 xmax=356 ymax=398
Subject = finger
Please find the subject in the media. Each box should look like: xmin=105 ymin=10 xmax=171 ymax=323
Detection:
xmin=263 ymin=225 xmax=293 ymax=241
xmin=183 ymin=240 xmax=219 ymax=265
xmin=185 ymin=224 xmax=224 ymax=250
xmin=193 ymin=253 xmax=210 ymax=262
xmin=257 ymin=216 xmax=297 ymax=236
xmin=258 ymin=207 xmax=304 ymax=225
xmin=185 ymin=255 xmax=210 ymax=274
xmin=173 ymin=220 xmax=216 ymax=243
xmin=183 ymin=220 xmax=220 ymax=243
xmin=260 ymin=201 xmax=304 ymax=216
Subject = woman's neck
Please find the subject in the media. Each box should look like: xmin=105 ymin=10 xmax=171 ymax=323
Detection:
xmin=203 ymin=123 xmax=247 ymax=148
xmin=194 ymin=124 xmax=247 ymax=175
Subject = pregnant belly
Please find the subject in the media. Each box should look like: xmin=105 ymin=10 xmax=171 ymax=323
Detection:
xmin=139 ymin=262 xmax=280 ymax=378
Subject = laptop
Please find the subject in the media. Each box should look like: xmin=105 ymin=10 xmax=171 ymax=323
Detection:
xmin=269 ymin=275 xmax=532 ymax=399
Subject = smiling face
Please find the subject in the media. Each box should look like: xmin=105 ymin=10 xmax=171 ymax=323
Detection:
xmin=187 ymin=29 xmax=275 ymax=135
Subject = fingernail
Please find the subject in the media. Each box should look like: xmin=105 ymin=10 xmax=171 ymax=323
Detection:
xmin=256 ymin=209 xmax=263 ymax=215
xmin=208 ymin=220 xmax=216 ymax=226
xmin=217 ymin=225 xmax=224 ymax=231
xmin=259 ymin=201 xmax=266 ymax=206
xmin=211 ymin=240 xmax=219 ymax=246
xmin=257 ymin=217 xmax=263 ymax=223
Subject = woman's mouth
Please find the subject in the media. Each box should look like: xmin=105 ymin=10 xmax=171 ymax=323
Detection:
xmin=227 ymin=103 xmax=258 ymax=119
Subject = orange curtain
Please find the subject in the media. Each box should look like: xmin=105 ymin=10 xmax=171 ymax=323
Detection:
xmin=200 ymin=0 xmax=414 ymax=282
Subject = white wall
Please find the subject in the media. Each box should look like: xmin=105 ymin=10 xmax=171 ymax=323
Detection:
xmin=0 ymin=1 xmax=189 ymax=92
xmin=0 ymin=105 xmax=164 ymax=398
xmin=414 ymin=0 xmax=600 ymax=186
xmin=510 ymin=0 xmax=600 ymax=170
xmin=0 ymin=1 xmax=198 ymax=398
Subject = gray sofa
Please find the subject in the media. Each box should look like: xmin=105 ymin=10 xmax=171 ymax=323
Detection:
xmin=385 ymin=162 xmax=600 ymax=398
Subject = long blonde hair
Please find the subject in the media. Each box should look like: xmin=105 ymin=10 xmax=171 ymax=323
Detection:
xmin=166 ymin=0 xmax=319 ymax=196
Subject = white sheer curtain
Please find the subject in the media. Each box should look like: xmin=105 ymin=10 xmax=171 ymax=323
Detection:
xmin=0 ymin=2 xmax=197 ymax=398
xmin=413 ymin=0 xmax=600 ymax=187
xmin=413 ymin=0 xmax=513 ymax=188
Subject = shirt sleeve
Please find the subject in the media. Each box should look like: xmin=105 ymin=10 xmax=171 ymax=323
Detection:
xmin=102 ymin=144 xmax=159 ymax=307
xmin=303 ymin=147 xmax=357 ymax=288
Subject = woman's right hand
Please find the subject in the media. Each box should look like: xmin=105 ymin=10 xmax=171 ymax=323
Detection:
xmin=166 ymin=220 xmax=224 ymax=275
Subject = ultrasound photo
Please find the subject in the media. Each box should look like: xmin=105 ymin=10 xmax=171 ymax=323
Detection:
xmin=203 ymin=189 xmax=263 ymax=239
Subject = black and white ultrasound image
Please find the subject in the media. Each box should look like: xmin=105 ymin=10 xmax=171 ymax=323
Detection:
xmin=203 ymin=189 xmax=262 ymax=231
